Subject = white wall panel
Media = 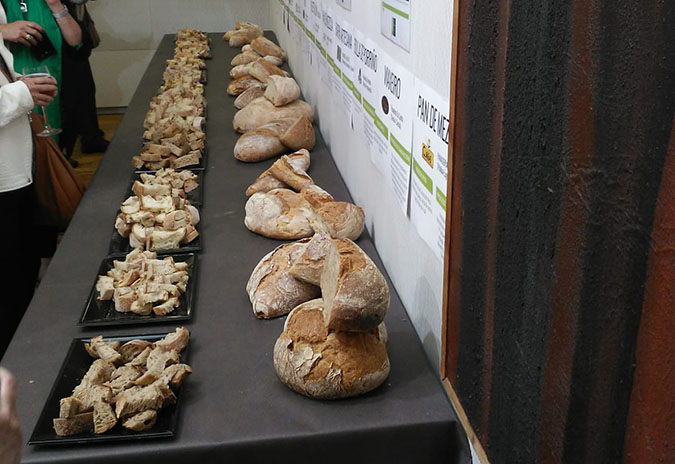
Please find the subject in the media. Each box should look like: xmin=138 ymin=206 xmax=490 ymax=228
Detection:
xmin=89 ymin=0 xmax=270 ymax=107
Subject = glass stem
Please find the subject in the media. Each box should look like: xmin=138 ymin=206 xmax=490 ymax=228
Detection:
xmin=41 ymin=105 xmax=52 ymax=130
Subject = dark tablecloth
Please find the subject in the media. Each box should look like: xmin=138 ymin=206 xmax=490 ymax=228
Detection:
xmin=2 ymin=33 xmax=470 ymax=464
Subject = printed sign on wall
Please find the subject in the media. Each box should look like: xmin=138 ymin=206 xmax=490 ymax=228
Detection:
xmin=380 ymin=0 xmax=411 ymax=51
xmin=410 ymin=78 xmax=450 ymax=261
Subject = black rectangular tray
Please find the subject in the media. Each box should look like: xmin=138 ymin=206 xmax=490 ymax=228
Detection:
xmin=107 ymin=211 xmax=202 ymax=258
xmin=126 ymin=170 xmax=204 ymax=206
xmin=134 ymin=146 xmax=208 ymax=173
xmin=28 ymin=332 xmax=190 ymax=446
xmin=79 ymin=253 xmax=198 ymax=327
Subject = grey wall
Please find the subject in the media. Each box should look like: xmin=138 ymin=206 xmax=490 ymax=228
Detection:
xmin=268 ymin=0 xmax=454 ymax=371
xmin=88 ymin=0 xmax=270 ymax=107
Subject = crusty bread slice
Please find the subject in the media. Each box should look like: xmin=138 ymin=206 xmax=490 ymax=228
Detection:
xmin=154 ymin=327 xmax=190 ymax=353
xmin=59 ymin=397 xmax=84 ymax=419
xmin=273 ymin=299 xmax=390 ymax=399
xmin=115 ymin=385 xmax=164 ymax=418
xmin=320 ymin=239 xmax=390 ymax=332
xmin=122 ymin=410 xmax=157 ymax=432
xmin=53 ymin=412 xmax=94 ymax=436
xmin=93 ymin=400 xmax=117 ymax=434
xmin=119 ymin=339 xmax=154 ymax=363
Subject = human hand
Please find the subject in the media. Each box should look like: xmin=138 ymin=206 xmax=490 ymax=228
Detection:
xmin=0 ymin=21 xmax=44 ymax=47
xmin=21 ymin=76 xmax=58 ymax=106
xmin=0 ymin=367 xmax=22 ymax=464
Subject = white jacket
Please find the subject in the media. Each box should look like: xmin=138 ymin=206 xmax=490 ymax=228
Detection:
xmin=0 ymin=33 xmax=34 ymax=193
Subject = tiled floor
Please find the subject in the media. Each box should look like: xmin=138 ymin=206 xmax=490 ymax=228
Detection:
xmin=71 ymin=113 xmax=124 ymax=187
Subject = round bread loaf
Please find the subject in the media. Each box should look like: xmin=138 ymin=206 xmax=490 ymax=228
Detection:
xmin=247 ymin=240 xmax=320 ymax=319
xmin=244 ymin=188 xmax=317 ymax=240
xmin=274 ymin=299 xmax=389 ymax=399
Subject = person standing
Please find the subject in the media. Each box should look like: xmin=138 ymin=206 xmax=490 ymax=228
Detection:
xmin=0 ymin=27 xmax=57 ymax=357
xmin=60 ymin=0 xmax=108 ymax=159
xmin=0 ymin=0 xmax=82 ymax=140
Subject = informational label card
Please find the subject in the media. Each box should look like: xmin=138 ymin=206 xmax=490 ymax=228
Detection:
xmin=348 ymin=27 xmax=368 ymax=140
xmin=353 ymin=35 xmax=379 ymax=154
xmin=381 ymin=0 xmax=411 ymax=51
xmin=319 ymin=4 xmax=334 ymax=92
xmin=378 ymin=52 xmax=415 ymax=212
xmin=334 ymin=16 xmax=356 ymax=123
xmin=364 ymin=39 xmax=390 ymax=176
xmin=410 ymin=79 xmax=450 ymax=261
xmin=320 ymin=6 xmax=338 ymax=102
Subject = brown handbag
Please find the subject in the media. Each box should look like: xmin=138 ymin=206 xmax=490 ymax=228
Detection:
xmin=30 ymin=112 xmax=86 ymax=231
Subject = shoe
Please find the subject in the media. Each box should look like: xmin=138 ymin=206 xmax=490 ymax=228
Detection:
xmin=68 ymin=158 xmax=79 ymax=168
xmin=81 ymin=137 xmax=110 ymax=154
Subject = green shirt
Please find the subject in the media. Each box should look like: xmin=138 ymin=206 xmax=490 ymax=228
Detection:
xmin=4 ymin=0 xmax=63 ymax=139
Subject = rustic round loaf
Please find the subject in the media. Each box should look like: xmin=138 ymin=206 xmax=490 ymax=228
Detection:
xmin=274 ymin=298 xmax=390 ymax=399
xmin=247 ymin=240 xmax=320 ymax=319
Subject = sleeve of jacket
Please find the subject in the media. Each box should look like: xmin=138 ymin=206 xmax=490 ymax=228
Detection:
xmin=0 ymin=81 xmax=34 ymax=127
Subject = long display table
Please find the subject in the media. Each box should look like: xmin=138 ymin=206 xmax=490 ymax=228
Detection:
xmin=2 ymin=33 xmax=470 ymax=464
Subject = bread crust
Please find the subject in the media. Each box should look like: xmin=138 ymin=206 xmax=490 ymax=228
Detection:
xmin=264 ymin=75 xmax=301 ymax=106
xmin=273 ymin=299 xmax=389 ymax=399
xmin=315 ymin=202 xmax=365 ymax=240
xmin=233 ymin=97 xmax=314 ymax=133
xmin=227 ymin=75 xmax=267 ymax=96
xmin=244 ymin=189 xmax=317 ymax=240
xmin=247 ymin=240 xmax=320 ymax=319
xmin=250 ymin=36 xmax=287 ymax=61
xmin=279 ymin=116 xmax=316 ymax=151
xmin=234 ymin=87 xmax=265 ymax=109
xmin=321 ymin=239 xmax=390 ymax=332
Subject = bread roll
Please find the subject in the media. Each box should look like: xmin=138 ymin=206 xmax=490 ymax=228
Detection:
xmin=250 ymin=36 xmax=287 ymax=61
xmin=246 ymin=149 xmax=311 ymax=196
xmin=234 ymin=87 xmax=265 ymax=109
xmin=249 ymin=58 xmax=288 ymax=84
xmin=227 ymin=76 xmax=266 ymax=96
xmin=244 ymin=189 xmax=317 ymax=240
xmin=320 ymin=239 xmax=390 ymax=332
xmin=267 ymin=155 xmax=314 ymax=190
xmin=231 ymin=51 xmax=262 ymax=66
xmin=273 ymin=299 xmax=389 ymax=399
xmin=247 ymin=240 xmax=320 ymax=319
xmin=289 ymin=233 xmax=332 ymax=286
xmin=265 ymin=75 xmax=301 ymax=106
xmin=233 ymin=97 xmax=313 ymax=133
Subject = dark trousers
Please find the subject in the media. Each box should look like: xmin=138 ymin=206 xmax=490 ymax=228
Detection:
xmin=0 ymin=185 xmax=40 ymax=359
xmin=59 ymin=49 xmax=103 ymax=156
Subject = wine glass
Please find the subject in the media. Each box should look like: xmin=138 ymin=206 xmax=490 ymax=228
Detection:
xmin=22 ymin=64 xmax=62 ymax=137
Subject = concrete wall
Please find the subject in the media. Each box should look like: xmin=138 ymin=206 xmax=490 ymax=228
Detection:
xmin=88 ymin=0 xmax=269 ymax=107
xmin=268 ymin=0 xmax=454 ymax=371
